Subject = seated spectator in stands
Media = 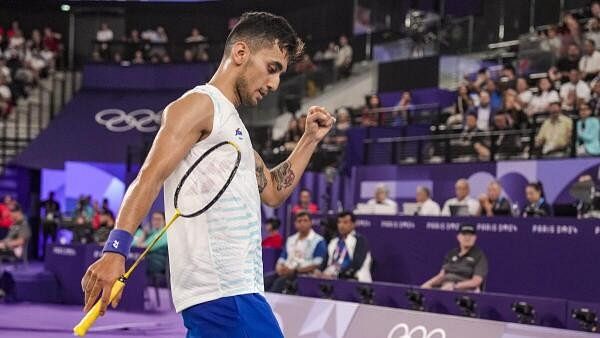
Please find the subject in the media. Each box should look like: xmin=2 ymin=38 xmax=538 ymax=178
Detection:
xmin=317 ymin=212 xmax=372 ymax=282
xmin=580 ymin=39 xmax=600 ymax=81
xmin=283 ymin=116 xmax=302 ymax=151
xmin=499 ymin=64 xmax=517 ymax=90
xmin=261 ymin=218 xmax=283 ymax=249
xmin=366 ymin=184 xmax=398 ymax=214
xmin=292 ymin=188 xmax=319 ymax=215
xmin=8 ymin=30 xmax=25 ymax=49
xmin=560 ymin=69 xmax=591 ymax=103
xmin=592 ymin=0 xmax=600 ymax=21
xmin=527 ymin=78 xmax=560 ymax=116
xmin=414 ymin=186 xmax=440 ymax=216
xmin=391 ymin=91 xmax=412 ymax=126
xmin=561 ymin=13 xmax=583 ymax=49
xmin=474 ymin=90 xmax=493 ymax=130
xmin=334 ymin=35 xmax=352 ymax=79
xmin=470 ymin=68 xmax=489 ymax=94
xmin=516 ymin=77 xmax=532 ymax=109
xmin=576 ymin=102 xmax=600 ymax=156
xmin=556 ymin=44 xmax=581 ymax=80
xmin=484 ymin=79 xmax=502 ymax=112
xmin=523 ymin=182 xmax=553 ymax=217
xmin=265 ymin=212 xmax=326 ymax=293
xmin=441 ymin=179 xmax=480 ymax=216
xmin=0 ymin=198 xmax=13 ymax=239
xmin=361 ymin=94 xmax=381 ymax=127
xmin=590 ymin=81 xmax=600 ymax=115
xmin=0 ymin=72 xmax=12 ymax=119
xmin=132 ymin=50 xmax=145 ymax=64
xmin=540 ymin=25 xmax=562 ymax=58
xmin=42 ymin=27 xmax=61 ymax=54
xmin=421 ymin=223 xmax=488 ymax=292
xmin=586 ymin=18 xmax=600 ymax=48
xmin=448 ymin=84 xmax=472 ymax=126
xmin=323 ymin=107 xmax=351 ymax=151
xmin=41 ymin=191 xmax=60 ymax=245
xmin=455 ymin=112 xmax=490 ymax=160
xmin=133 ymin=212 xmax=168 ymax=278
xmin=96 ymin=23 xmax=113 ymax=42
xmin=492 ymin=112 xmax=522 ymax=158
xmin=93 ymin=211 xmax=115 ymax=244
xmin=3 ymin=195 xmax=17 ymax=213
xmin=478 ymin=181 xmax=512 ymax=216
xmin=183 ymin=49 xmax=195 ymax=63
xmin=101 ymin=198 xmax=114 ymax=219
xmin=314 ymin=41 xmax=338 ymax=61
xmin=185 ymin=28 xmax=206 ymax=43
xmin=0 ymin=206 xmax=30 ymax=261
xmin=503 ymin=90 xmax=528 ymax=130
xmin=535 ymin=101 xmax=573 ymax=156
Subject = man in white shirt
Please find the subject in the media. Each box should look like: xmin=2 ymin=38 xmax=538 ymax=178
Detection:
xmin=414 ymin=186 xmax=440 ymax=216
xmin=441 ymin=179 xmax=480 ymax=216
xmin=527 ymin=78 xmax=560 ymax=115
xmin=366 ymin=184 xmax=398 ymax=214
xmin=560 ymin=69 xmax=591 ymax=102
xmin=579 ymin=39 xmax=600 ymax=80
xmin=335 ymin=35 xmax=353 ymax=79
xmin=96 ymin=23 xmax=113 ymax=42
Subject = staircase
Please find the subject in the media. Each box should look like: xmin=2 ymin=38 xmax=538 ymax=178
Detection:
xmin=0 ymin=71 xmax=81 ymax=174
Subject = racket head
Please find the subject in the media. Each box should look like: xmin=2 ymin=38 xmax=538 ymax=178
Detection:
xmin=174 ymin=141 xmax=241 ymax=218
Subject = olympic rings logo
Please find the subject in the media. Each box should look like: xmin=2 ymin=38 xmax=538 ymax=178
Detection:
xmin=95 ymin=109 xmax=162 ymax=133
xmin=387 ymin=323 xmax=447 ymax=338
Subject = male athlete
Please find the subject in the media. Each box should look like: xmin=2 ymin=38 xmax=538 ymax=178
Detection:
xmin=81 ymin=12 xmax=335 ymax=337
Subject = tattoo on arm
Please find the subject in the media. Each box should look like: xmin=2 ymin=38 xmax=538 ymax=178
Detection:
xmin=255 ymin=154 xmax=268 ymax=194
xmin=271 ymin=161 xmax=295 ymax=191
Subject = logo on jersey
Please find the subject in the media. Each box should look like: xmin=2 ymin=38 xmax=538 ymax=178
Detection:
xmin=235 ymin=128 xmax=243 ymax=140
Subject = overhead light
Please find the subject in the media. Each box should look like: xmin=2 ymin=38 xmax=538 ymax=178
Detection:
xmin=60 ymin=4 xmax=71 ymax=12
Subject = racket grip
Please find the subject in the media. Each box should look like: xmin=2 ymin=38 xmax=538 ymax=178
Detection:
xmin=73 ymin=278 xmax=126 ymax=336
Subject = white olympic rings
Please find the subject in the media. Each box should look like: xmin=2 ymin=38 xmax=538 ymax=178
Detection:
xmin=387 ymin=323 xmax=447 ymax=338
xmin=95 ymin=109 xmax=161 ymax=133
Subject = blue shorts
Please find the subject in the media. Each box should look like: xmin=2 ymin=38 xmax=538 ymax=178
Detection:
xmin=181 ymin=293 xmax=283 ymax=338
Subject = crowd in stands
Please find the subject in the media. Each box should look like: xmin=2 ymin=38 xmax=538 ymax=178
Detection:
xmin=0 ymin=194 xmax=30 ymax=263
xmin=0 ymin=21 xmax=62 ymax=119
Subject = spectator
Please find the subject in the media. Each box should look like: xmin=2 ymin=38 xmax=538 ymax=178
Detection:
xmin=541 ymin=25 xmax=562 ymax=57
xmin=560 ymin=69 xmax=591 ymax=103
xmin=41 ymin=191 xmax=61 ymax=245
xmin=586 ymin=18 xmax=600 ymax=48
xmin=132 ymin=50 xmax=145 ymax=64
xmin=183 ymin=49 xmax=195 ymax=63
xmin=361 ymin=94 xmax=381 ymax=127
xmin=556 ymin=43 xmax=581 ymax=78
xmin=3 ymin=195 xmax=17 ymax=212
xmin=503 ymin=90 xmax=528 ymax=130
xmin=455 ymin=112 xmax=490 ymax=160
xmin=323 ymin=107 xmax=351 ymax=150
xmin=560 ymin=13 xmax=583 ymax=48
xmin=414 ymin=186 xmax=441 ymax=216
xmin=292 ymin=188 xmax=319 ymax=215
xmin=484 ymin=79 xmax=503 ymax=112
xmin=535 ymin=101 xmax=573 ymax=156
xmin=0 ymin=206 xmax=30 ymax=261
xmin=448 ymin=84 xmax=472 ymax=126
xmin=366 ymin=184 xmax=398 ymax=214
xmin=261 ymin=218 xmax=283 ymax=249
xmin=283 ymin=116 xmax=302 ymax=151
xmin=126 ymin=29 xmax=142 ymax=44
xmin=473 ymin=90 xmax=493 ymax=131
xmin=592 ymin=0 xmax=600 ymax=21
xmin=314 ymin=41 xmax=338 ymax=61
xmin=6 ymin=21 xmax=21 ymax=40
xmin=334 ymin=35 xmax=352 ymax=79
xmin=185 ymin=28 xmax=206 ymax=43
xmin=317 ymin=212 xmax=372 ymax=282
xmin=590 ymin=81 xmax=600 ymax=115
xmin=133 ymin=212 xmax=168 ymax=278
xmin=527 ymin=78 xmax=560 ymax=116
xmin=93 ymin=211 xmax=115 ymax=244
xmin=265 ymin=212 xmax=326 ymax=293
xmin=0 ymin=198 xmax=13 ymax=239
xmin=42 ymin=27 xmax=61 ymax=54
xmin=478 ymin=181 xmax=512 ymax=216
xmin=96 ymin=23 xmax=113 ymax=42
xmin=499 ymin=64 xmax=517 ymax=90
xmin=491 ymin=112 xmax=522 ymax=158
xmin=421 ymin=223 xmax=488 ymax=292
xmin=579 ymin=39 xmax=600 ymax=81
xmin=391 ymin=91 xmax=412 ymax=126
xmin=441 ymin=179 xmax=480 ymax=216
xmin=576 ymin=102 xmax=600 ymax=156
xmin=523 ymin=182 xmax=553 ymax=217
xmin=101 ymin=198 xmax=114 ymax=219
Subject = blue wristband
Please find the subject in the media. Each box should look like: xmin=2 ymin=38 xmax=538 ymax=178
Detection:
xmin=102 ymin=229 xmax=133 ymax=258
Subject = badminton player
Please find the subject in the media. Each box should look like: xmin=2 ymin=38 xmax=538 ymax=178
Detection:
xmin=81 ymin=11 xmax=335 ymax=337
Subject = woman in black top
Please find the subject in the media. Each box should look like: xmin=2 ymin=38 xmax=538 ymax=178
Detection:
xmin=523 ymin=182 xmax=553 ymax=217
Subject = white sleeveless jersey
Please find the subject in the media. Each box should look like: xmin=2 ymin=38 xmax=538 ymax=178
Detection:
xmin=163 ymin=84 xmax=263 ymax=312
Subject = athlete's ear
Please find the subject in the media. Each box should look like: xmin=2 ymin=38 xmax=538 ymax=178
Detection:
xmin=231 ymin=41 xmax=249 ymax=66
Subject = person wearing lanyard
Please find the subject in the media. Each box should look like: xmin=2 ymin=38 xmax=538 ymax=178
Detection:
xmin=265 ymin=211 xmax=326 ymax=293
xmin=523 ymin=182 xmax=553 ymax=217
xmin=317 ymin=211 xmax=372 ymax=282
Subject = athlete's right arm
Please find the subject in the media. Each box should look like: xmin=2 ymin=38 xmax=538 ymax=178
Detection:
xmin=81 ymin=92 xmax=214 ymax=316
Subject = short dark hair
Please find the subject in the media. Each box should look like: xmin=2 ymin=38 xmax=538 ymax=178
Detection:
xmin=266 ymin=217 xmax=281 ymax=230
xmin=300 ymin=188 xmax=311 ymax=194
xmin=527 ymin=181 xmax=545 ymax=197
xmin=337 ymin=211 xmax=356 ymax=223
xmin=225 ymin=12 xmax=304 ymax=64
xmin=295 ymin=211 xmax=311 ymax=221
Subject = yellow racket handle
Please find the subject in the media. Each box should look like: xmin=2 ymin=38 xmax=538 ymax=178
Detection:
xmin=73 ymin=277 xmax=126 ymax=336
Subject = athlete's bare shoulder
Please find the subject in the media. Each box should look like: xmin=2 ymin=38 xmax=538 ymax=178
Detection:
xmin=161 ymin=91 xmax=215 ymax=139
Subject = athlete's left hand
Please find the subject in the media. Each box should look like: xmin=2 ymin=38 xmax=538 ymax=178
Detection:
xmin=304 ymin=106 xmax=335 ymax=143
